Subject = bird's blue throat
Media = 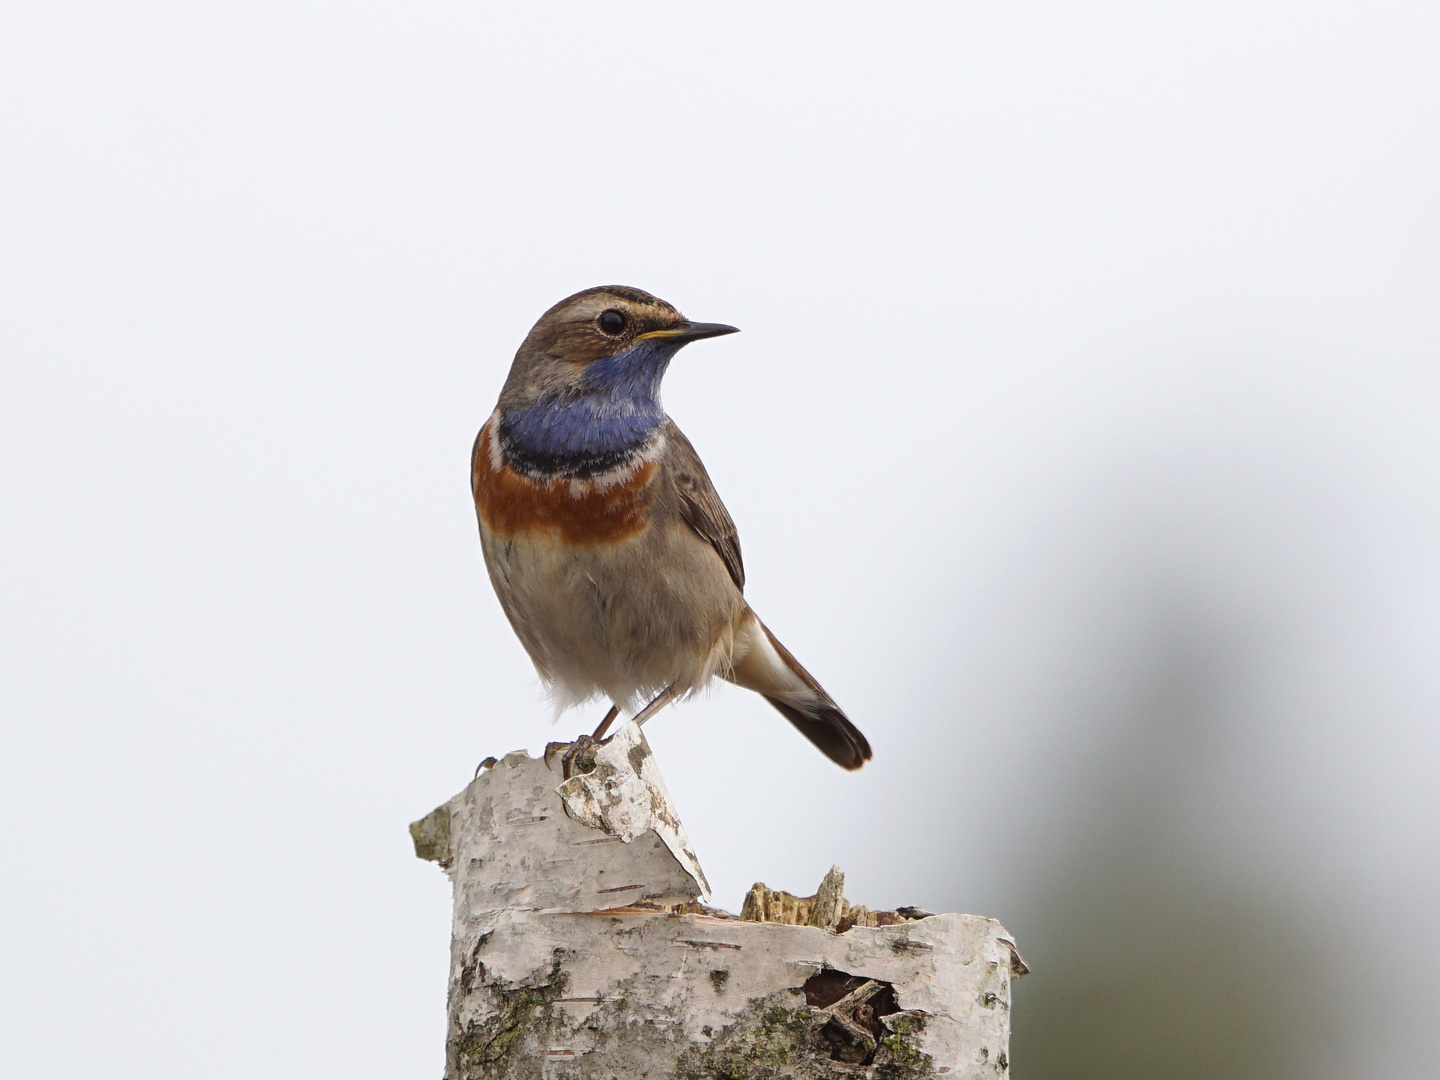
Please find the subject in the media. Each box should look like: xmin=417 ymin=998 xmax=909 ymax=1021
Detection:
xmin=498 ymin=338 xmax=678 ymax=479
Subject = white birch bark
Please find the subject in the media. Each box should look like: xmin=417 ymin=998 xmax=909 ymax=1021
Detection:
xmin=412 ymin=722 xmax=1024 ymax=1079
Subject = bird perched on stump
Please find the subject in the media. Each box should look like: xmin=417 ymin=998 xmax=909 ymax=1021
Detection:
xmin=471 ymin=286 xmax=871 ymax=770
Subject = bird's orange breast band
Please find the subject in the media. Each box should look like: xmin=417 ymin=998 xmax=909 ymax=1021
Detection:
xmin=471 ymin=421 xmax=656 ymax=545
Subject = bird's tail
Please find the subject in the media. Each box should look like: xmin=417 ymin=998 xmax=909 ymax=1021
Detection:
xmin=725 ymin=610 xmax=872 ymax=770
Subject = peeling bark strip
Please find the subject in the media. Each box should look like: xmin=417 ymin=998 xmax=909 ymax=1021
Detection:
xmin=412 ymin=722 xmax=1023 ymax=1079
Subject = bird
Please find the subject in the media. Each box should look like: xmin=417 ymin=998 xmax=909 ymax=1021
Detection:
xmin=471 ymin=286 xmax=871 ymax=770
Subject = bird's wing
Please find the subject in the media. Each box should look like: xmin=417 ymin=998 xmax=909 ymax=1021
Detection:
xmin=663 ymin=422 xmax=745 ymax=592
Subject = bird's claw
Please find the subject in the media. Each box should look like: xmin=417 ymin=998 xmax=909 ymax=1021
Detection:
xmin=560 ymin=735 xmax=598 ymax=780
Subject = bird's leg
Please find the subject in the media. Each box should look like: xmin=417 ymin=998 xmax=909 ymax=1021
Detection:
xmin=590 ymin=704 xmax=620 ymax=740
xmin=563 ymin=693 xmax=673 ymax=778
xmin=631 ymin=683 xmax=681 ymax=727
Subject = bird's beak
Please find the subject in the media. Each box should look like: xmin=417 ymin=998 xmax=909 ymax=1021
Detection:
xmin=635 ymin=321 xmax=740 ymax=344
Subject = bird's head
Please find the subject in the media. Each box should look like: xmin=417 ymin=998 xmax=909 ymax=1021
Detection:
xmin=498 ymin=286 xmax=738 ymax=410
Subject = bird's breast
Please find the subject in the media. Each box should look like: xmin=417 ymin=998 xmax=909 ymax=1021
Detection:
xmin=472 ymin=418 xmax=659 ymax=546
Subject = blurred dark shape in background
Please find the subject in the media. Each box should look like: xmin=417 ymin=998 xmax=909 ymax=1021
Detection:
xmin=1010 ymin=624 xmax=1337 ymax=1078
xmin=899 ymin=433 xmax=1440 ymax=1080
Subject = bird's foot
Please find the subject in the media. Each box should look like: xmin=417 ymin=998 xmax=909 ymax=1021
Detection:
xmin=559 ymin=734 xmax=599 ymax=780
xmin=543 ymin=706 xmax=622 ymax=778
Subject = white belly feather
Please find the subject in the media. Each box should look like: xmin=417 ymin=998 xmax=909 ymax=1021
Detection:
xmin=481 ymin=521 xmax=743 ymax=712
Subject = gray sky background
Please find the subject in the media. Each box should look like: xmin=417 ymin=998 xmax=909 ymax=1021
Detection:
xmin=3 ymin=3 xmax=1438 ymax=1077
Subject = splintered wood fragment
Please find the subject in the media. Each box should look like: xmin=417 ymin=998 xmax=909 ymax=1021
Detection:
xmin=739 ymin=880 xmax=815 ymax=925
xmin=411 ymin=721 xmax=1022 ymax=1079
xmin=739 ymin=865 xmax=849 ymax=928
xmin=811 ymin=864 xmax=847 ymax=929
xmin=829 ymin=978 xmax=888 ymax=1012
xmin=740 ymin=863 xmax=934 ymax=932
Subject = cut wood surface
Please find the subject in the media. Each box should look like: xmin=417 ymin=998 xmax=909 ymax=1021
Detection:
xmin=412 ymin=722 xmax=1024 ymax=1079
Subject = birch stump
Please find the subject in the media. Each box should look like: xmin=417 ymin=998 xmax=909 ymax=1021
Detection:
xmin=411 ymin=723 xmax=1025 ymax=1079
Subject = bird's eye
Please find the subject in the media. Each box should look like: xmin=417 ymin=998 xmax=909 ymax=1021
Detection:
xmin=597 ymin=309 xmax=627 ymax=336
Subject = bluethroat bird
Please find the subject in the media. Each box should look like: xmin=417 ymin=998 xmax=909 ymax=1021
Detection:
xmin=472 ymin=286 xmax=871 ymax=769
